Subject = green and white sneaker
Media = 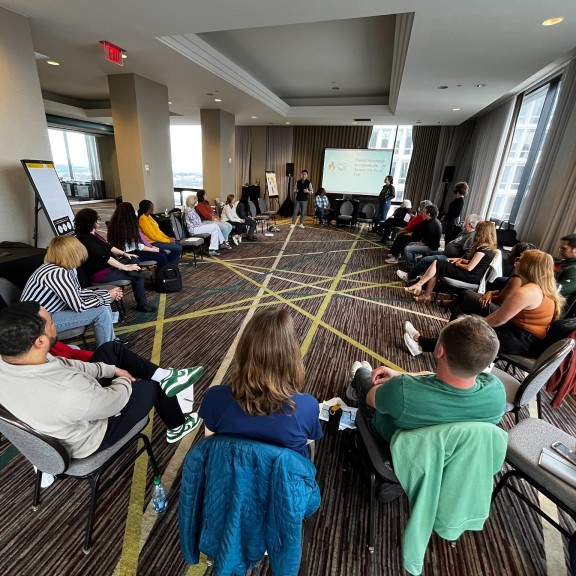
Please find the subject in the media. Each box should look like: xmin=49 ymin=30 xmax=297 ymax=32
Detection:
xmin=159 ymin=366 xmax=204 ymax=397
xmin=166 ymin=413 xmax=201 ymax=443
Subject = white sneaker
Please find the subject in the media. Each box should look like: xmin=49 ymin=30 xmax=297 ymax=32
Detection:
xmin=404 ymin=332 xmax=422 ymax=356
xmin=349 ymin=360 xmax=363 ymax=379
xmin=232 ymin=235 xmax=239 ymax=246
xmin=361 ymin=361 xmax=373 ymax=372
xmin=290 ymin=224 xmax=295 ymax=229
xmin=397 ymin=270 xmax=409 ymax=281
xmin=238 ymin=236 xmax=242 ymax=243
xmin=404 ymin=321 xmax=419 ymax=340
xmin=299 ymin=224 xmax=305 ymax=229
xmin=385 ymin=256 xmax=399 ymax=264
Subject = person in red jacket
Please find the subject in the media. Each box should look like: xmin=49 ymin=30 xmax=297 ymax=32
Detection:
xmin=195 ymin=190 xmax=233 ymax=246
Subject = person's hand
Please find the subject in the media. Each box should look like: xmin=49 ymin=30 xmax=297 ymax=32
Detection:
xmin=479 ymin=291 xmax=493 ymax=308
xmin=169 ymin=237 xmax=177 ymax=242
xmin=124 ymin=263 xmax=141 ymax=272
xmin=150 ymin=247 xmax=160 ymax=252
xmin=125 ymin=253 xmax=138 ymax=259
xmin=371 ymin=366 xmax=399 ymax=386
xmin=114 ymin=368 xmax=136 ymax=382
xmin=108 ymin=287 xmax=123 ymax=301
xmin=240 ymin=219 xmax=245 ymax=223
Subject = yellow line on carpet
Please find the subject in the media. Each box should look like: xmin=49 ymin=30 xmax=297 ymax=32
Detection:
xmin=300 ymin=230 xmax=361 ymax=356
xmin=115 ymin=295 xmax=166 ymax=576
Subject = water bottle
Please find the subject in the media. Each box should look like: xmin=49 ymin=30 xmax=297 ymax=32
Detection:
xmin=152 ymin=476 xmax=168 ymax=515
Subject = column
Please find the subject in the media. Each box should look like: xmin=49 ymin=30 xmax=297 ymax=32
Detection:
xmin=200 ymin=109 xmax=235 ymax=203
xmin=108 ymin=73 xmax=173 ymax=211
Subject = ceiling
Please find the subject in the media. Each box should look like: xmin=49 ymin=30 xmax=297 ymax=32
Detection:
xmin=3 ymin=0 xmax=576 ymax=127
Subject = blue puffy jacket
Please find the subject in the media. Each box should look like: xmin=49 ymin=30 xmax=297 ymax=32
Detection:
xmin=179 ymin=435 xmax=321 ymax=576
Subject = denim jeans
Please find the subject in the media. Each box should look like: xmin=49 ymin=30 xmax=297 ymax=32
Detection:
xmin=216 ymin=221 xmax=233 ymax=242
xmin=152 ymin=241 xmax=182 ymax=265
xmin=99 ymin=269 xmax=147 ymax=308
xmin=408 ymin=255 xmax=447 ymax=280
xmin=52 ymin=306 xmax=116 ymax=348
xmin=292 ymin=200 xmax=308 ymax=224
xmin=404 ymin=243 xmax=432 ymax=270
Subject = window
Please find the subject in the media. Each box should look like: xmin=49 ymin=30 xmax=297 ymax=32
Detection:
xmin=369 ymin=125 xmax=414 ymax=199
xmin=48 ymin=129 xmax=102 ymax=182
xmin=489 ymin=79 xmax=560 ymax=223
xmin=170 ymin=125 xmax=203 ymax=191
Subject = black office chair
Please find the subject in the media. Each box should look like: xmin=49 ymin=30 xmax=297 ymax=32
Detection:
xmin=0 ymin=403 xmax=158 ymax=553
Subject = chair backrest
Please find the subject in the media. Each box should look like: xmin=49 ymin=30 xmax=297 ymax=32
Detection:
xmin=248 ymin=200 xmax=257 ymax=216
xmin=0 ymin=403 xmax=70 ymax=474
xmin=258 ymin=198 xmax=271 ymax=213
xmin=340 ymin=201 xmax=353 ymax=216
xmin=170 ymin=214 xmax=186 ymax=240
xmin=478 ymin=249 xmax=502 ymax=293
xmin=514 ymin=338 xmax=575 ymax=408
xmin=0 ymin=277 xmax=22 ymax=305
xmin=360 ymin=203 xmax=375 ymax=219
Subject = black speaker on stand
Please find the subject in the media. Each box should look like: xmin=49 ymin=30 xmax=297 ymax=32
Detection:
xmin=278 ymin=163 xmax=295 ymax=217
xmin=440 ymin=166 xmax=455 ymax=215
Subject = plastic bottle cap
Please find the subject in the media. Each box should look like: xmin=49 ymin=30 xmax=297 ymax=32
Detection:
xmin=154 ymin=477 xmax=161 ymax=485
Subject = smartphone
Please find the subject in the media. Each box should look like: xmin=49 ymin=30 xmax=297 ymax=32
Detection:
xmin=551 ymin=441 xmax=576 ymax=466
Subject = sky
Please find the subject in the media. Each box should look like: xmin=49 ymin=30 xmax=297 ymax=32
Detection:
xmin=169 ymin=125 xmax=203 ymax=173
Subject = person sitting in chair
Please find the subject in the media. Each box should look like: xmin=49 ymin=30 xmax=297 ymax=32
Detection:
xmin=346 ymin=315 xmax=505 ymax=447
xmin=0 ymin=302 xmax=205 ymax=459
xmin=314 ymin=188 xmax=333 ymax=226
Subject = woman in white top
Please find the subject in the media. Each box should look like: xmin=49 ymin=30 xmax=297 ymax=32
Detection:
xmin=221 ymin=194 xmax=244 ymax=246
xmin=183 ymin=195 xmax=226 ymax=256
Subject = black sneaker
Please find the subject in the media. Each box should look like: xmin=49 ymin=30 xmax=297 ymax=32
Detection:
xmin=136 ymin=304 xmax=157 ymax=313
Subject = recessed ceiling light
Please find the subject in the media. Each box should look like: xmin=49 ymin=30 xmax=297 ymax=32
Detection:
xmin=475 ymin=84 xmax=486 ymax=88
xmin=437 ymin=85 xmax=448 ymax=89
xmin=251 ymin=116 xmax=257 ymax=119
xmin=168 ymin=101 xmax=172 ymax=105
xmin=438 ymin=122 xmax=444 ymax=124
xmin=47 ymin=61 xmax=60 ymax=66
xmin=214 ymin=98 xmax=222 ymax=102
xmin=453 ymin=108 xmax=461 ymax=111
xmin=285 ymin=122 xmax=290 ymax=125
xmin=542 ymin=17 xmax=564 ymax=26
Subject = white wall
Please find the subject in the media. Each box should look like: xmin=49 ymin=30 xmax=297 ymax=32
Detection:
xmin=0 ymin=7 xmax=54 ymax=246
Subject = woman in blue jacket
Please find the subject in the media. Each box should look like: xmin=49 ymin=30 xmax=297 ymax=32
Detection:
xmin=199 ymin=307 xmax=322 ymax=458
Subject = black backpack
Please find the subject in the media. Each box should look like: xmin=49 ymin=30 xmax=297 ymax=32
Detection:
xmin=155 ymin=265 xmax=182 ymax=293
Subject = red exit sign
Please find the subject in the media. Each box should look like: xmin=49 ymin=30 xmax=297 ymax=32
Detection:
xmin=100 ymin=41 xmax=124 ymax=66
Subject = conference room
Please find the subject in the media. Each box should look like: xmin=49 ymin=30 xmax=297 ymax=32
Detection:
xmin=1 ymin=1 xmax=576 ymax=575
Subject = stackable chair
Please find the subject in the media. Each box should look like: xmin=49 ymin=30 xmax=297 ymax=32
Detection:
xmin=357 ymin=203 xmax=376 ymax=232
xmin=258 ymin=198 xmax=277 ymax=227
xmin=249 ymin=200 xmax=270 ymax=233
xmin=438 ymin=249 xmax=502 ymax=295
xmin=492 ymin=338 xmax=574 ymax=422
xmin=0 ymin=277 xmax=88 ymax=343
xmin=337 ymin=200 xmax=354 ymax=230
xmin=492 ymin=418 xmax=576 ymax=537
xmin=170 ymin=213 xmax=204 ymax=266
xmin=0 ymin=404 xmax=158 ymax=553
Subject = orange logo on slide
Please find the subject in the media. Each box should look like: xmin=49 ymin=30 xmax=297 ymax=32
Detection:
xmin=328 ymin=161 xmax=336 ymax=171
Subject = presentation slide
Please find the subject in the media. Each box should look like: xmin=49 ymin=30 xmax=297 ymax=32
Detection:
xmin=321 ymin=148 xmax=393 ymax=196
xmin=265 ymin=171 xmax=279 ymax=198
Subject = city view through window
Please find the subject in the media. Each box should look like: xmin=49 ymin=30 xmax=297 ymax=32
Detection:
xmin=170 ymin=125 xmax=203 ymax=189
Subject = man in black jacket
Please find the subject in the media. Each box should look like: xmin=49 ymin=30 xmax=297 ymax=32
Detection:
xmin=385 ymin=204 xmax=441 ymax=267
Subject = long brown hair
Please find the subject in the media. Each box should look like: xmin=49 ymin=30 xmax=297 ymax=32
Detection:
xmin=468 ymin=221 xmax=497 ymax=257
xmin=230 ymin=308 xmax=305 ymax=415
xmin=517 ymin=250 xmax=565 ymax=320
xmin=107 ymin=202 xmax=141 ymax=249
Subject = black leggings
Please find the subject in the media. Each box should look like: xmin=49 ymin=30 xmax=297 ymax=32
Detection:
xmin=93 ymin=341 xmax=185 ymax=451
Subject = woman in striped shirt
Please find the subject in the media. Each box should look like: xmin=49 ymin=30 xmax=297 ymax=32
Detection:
xmin=21 ymin=236 xmax=122 ymax=346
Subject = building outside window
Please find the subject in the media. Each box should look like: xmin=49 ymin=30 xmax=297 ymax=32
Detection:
xmin=489 ymin=78 xmax=560 ymax=223
xmin=369 ymin=125 xmax=413 ymax=199
xmin=48 ymin=128 xmax=102 ymax=182
xmin=170 ymin=125 xmax=203 ymax=205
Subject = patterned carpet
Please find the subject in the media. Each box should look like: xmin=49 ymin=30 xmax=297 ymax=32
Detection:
xmin=1 ymin=211 xmax=575 ymax=576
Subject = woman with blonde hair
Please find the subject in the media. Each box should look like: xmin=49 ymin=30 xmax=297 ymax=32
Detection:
xmin=20 ymin=235 xmax=123 ymax=346
xmin=405 ymin=220 xmax=497 ymax=304
xmin=183 ymin=194 xmax=226 ymax=256
xmin=199 ymin=307 xmax=322 ymax=458
xmin=404 ymin=250 xmax=564 ymax=357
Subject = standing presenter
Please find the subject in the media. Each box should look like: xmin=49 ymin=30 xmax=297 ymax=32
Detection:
xmin=291 ymin=169 xmax=313 ymax=229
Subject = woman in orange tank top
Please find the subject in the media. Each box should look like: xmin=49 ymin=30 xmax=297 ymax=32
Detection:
xmin=485 ymin=250 xmax=564 ymax=355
